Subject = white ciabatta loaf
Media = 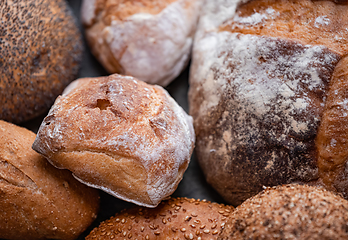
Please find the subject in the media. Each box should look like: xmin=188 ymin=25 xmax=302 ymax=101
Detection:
xmin=32 ymin=74 xmax=195 ymax=208
xmin=81 ymin=0 xmax=202 ymax=86
xmin=219 ymin=184 xmax=348 ymax=240
xmin=189 ymin=0 xmax=348 ymax=206
xmin=0 ymin=120 xmax=99 ymax=240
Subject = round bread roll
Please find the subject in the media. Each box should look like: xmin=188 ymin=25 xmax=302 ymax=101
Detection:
xmin=32 ymin=73 xmax=195 ymax=208
xmin=0 ymin=120 xmax=99 ymax=240
xmin=81 ymin=0 xmax=201 ymax=86
xmin=219 ymin=184 xmax=348 ymax=240
xmin=86 ymin=197 xmax=234 ymax=240
xmin=189 ymin=0 xmax=348 ymax=206
xmin=0 ymin=0 xmax=83 ymax=123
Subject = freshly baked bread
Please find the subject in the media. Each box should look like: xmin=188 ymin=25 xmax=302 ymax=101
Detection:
xmin=219 ymin=184 xmax=348 ymax=240
xmin=81 ymin=0 xmax=201 ymax=86
xmin=0 ymin=0 xmax=83 ymax=123
xmin=86 ymin=197 xmax=234 ymax=239
xmin=189 ymin=0 xmax=348 ymax=206
xmin=32 ymin=74 xmax=195 ymax=208
xmin=0 ymin=120 xmax=99 ymax=240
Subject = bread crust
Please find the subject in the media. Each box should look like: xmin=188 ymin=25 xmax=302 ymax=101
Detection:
xmin=81 ymin=0 xmax=201 ymax=86
xmin=0 ymin=0 xmax=83 ymax=123
xmin=32 ymin=74 xmax=195 ymax=207
xmin=219 ymin=184 xmax=348 ymax=240
xmin=0 ymin=120 xmax=99 ymax=240
xmin=189 ymin=0 xmax=348 ymax=206
xmin=86 ymin=197 xmax=234 ymax=239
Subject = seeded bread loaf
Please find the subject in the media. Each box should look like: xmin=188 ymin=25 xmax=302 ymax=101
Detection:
xmin=86 ymin=197 xmax=234 ymax=239
xmin=0 ymin=120 xmax=99 ymax=240
xmin=219 ymin=184 xmax=348 ymax=240
xmin=32 ymin=74 xmax=195 ymax=208
xmin=81 ymin=0 xmax=201 ymax=86
xmin=0 ymin=0 xmax=83 ymax=123
xmin=189 ymin=0 xmax=348 ymax=206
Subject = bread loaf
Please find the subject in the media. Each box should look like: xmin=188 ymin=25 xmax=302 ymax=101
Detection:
xmin=86 ymin=197 xmax=233 ymax=239
xmin=219 ymin=184 xmax=348 ymax=240
xmin=32 ymin=74 xmax=195 ymax=208
xmin=189 ymin=0 xmax=348 ymax=206
xmin=0 ymin=120 xmax=99 ymax=240
xmin=81 ymin=0 xmax=202 ymax=86
xmin=0 ymin=0 xmax=83 ymax=123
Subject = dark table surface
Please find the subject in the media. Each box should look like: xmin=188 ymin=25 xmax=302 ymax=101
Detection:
xmin=18 ymin=0 xmax=226 ymax=238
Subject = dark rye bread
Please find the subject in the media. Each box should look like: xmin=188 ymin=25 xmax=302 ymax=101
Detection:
xmin=0 ymin=0 xmax=82 ymax=123
xmin=0 ymin=120 xmax=99 ymax=240
xmin=189 ymin=0 xmax=348 ymax=206
xmin=218 ymin=184 xmax=348 ymax=240
xmin=86 ymin=197 xmax=234 ymax=240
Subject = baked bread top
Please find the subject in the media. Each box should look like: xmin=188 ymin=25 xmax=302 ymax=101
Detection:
xmin=33 ymin=74 xmax=195 ymax=207
xmin=189 ymin=0 xmax=348 ymax=205
xmin=81 ymin=0 xmax=201 ymax=86
xmin=0 ymin=120 xmax=99 ymax=240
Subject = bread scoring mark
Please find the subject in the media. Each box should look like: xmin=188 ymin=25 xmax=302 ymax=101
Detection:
xmin=0 ymin=160 xmax=37 ymax=189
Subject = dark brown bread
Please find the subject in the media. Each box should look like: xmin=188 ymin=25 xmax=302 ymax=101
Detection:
xmin=86 ymin=197 xmax=234 ymax=240
xmin=32 ymin=74 xmax=195 ymax=208
xmin=0 ymin=120 xmax=99 ymax=240
xmin=219 ymin=184 xmax=348 ymax=240
xmin=0 ymin=0 xmax=83 ymax=123
xmin=189 ymin=0 xmax=348 ymax=206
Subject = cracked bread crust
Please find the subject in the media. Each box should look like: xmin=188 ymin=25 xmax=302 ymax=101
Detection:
xmin=32 ymin=74 xmax=195 ymax=208
xmin=81 ymin=0 xmax=202 ymax=86
xmin=0 ymin=120 xmax=99 ymax=240
xmin=189 ymin=0 xmax=348 ymax=206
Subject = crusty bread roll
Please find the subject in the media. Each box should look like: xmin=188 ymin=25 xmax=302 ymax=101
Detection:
xmin=219 ymin=184 xmax=348 ymax=240
xmin=81 ymin=0 xmax=201 ymax=86
xmin=0 ymin=0 xmax=83 ymax=123
xmin=32 ymin=73 xmax=195 ymax=208
xmin=86 ymin=197 xmax=233 ymax=240
xmin=0 ymin=120 xmax=99 ymax=240
xmin=189 ymin=0 xmax=348 ymax=206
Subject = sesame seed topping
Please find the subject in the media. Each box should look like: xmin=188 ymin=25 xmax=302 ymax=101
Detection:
xmin=212 ymin=230 xmax=219 ymax=235
xmin=181 ymin=228 xmax=186 ymax=232
xmin=203 ymin=229 xmax=210 ymax=234
xmin=211 ymin=224 xmax=217 ymax=229
xmin=200 ymin=225 xmax=205 ymax=229
xmin=154 ymin=231 xmax=160 ymax=235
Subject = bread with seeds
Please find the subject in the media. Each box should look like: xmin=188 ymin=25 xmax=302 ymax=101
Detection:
xmin=219 ymin=184 xmax=348 ymax=240
xmin=0 ymin=120 xmax=99 ymax=240
xmin=32 ymin=73 xmax=195 ymax=208
xmin=189 ymin=0 xmax=348 ymax=206
xmin=81 ymin=0 xmax=202 ymax=86
xmin=86 ymin=197 xmax=234 ymax=240
xmin=0 ymin=0 xmax=83 ymax=123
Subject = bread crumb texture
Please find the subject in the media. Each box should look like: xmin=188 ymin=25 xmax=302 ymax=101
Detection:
xmin=86 ymin=197 xmax=234 ymax=240
xmin=0 ymin=0 xmax=83 ymax=123
xmin=0 ymin=120 xmax=99 ymax=240
xmin=32 ymin=74 xmax=195 ymax=208
xmin=189 ymin=0 xmax=348 ymax=206
xmin=81 ymin=0 xmax=201 ymax=86
xmin=218 ymin=184 xmax=348 ymax=240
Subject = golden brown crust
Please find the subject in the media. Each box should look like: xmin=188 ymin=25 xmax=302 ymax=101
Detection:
xmin=32 ymin=74 xmax=195 ymax=207
xmin=0 ymin=120 xmax=99 ymax=240
xmin=219 ymin=184 xmax=348 ymax=240
xmin=81 ymin=0 xmax=201 ymax=86
xmin=86 ymin=197 xmax=234 ymax=240
xmin=0 ymin=0 xmax=83 ymax=123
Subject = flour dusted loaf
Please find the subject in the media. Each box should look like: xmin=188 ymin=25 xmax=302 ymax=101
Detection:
xmin=0 ymin=0 xmax=83 ymax=123
xmin=189 ymin=0 xmax=348 ymax=206
xmin=219 ymin=184 xmax=348 ymax=240
xmin=81 ymin=0 xmax=201 ymax=86
xmin=86 ymin=197 xmax=233 ymax=240
xmin=32 ymin=74 xmax=195 ymax=208
xmin=0 ymin=120 xmax=99 ymax=240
